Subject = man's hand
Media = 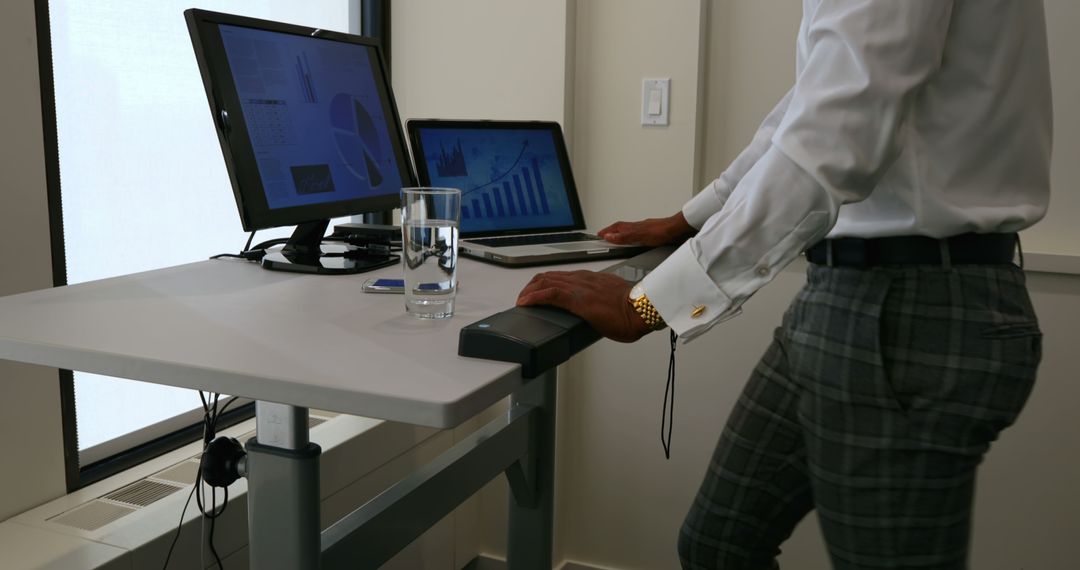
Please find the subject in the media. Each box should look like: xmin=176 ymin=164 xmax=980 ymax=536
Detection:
xmin=597 ymin=212 xmax=695 ymax=247
xmin=516 ymin=270 xmax=653 ymax=343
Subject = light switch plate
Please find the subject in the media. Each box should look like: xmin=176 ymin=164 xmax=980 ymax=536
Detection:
xmin=641 ymin=78 xmax=670 ymax=126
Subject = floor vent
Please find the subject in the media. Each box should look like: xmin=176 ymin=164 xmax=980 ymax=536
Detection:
xmin=48 ymin=416 xmax=331 ymax=532
xmin=105 ymin=479 xmax=184 ymax=507
xmin=152 ymin=458 xmax=201 ymax=486
xmin=49 ymin=501 xmax=136 ymax=532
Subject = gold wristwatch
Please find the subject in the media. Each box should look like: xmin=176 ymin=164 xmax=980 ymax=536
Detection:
xmin=629 ymin=283 xmax=666 ymax=330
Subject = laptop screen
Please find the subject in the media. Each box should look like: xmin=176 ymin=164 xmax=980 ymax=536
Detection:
xmin=410 ymin=123 xmax=583 ymax=236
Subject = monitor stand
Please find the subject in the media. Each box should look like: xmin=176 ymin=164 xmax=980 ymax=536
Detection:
xmin=261 ymin=220 xmax=398 ymax=275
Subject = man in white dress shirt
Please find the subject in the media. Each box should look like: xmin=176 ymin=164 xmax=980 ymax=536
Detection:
xmin=517 ymin=1 xmax=1051 ymax=568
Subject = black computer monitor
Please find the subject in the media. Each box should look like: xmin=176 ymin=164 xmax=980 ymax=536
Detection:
xmin=186 ymin=9 xmax=414 ymax=274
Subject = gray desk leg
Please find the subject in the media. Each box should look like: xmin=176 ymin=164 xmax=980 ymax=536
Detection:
xmin=507 ymin=369 xmax=557 ymax=569
xmin=247 ymin=401 xmax=322 ymax=570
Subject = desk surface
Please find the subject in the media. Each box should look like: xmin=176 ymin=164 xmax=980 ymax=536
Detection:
xmin=0 ymin=257 xmax=609 ymax=428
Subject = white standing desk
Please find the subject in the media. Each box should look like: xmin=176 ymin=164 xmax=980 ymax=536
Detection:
xmin=0 ymin=255 xmax=612 ymax=569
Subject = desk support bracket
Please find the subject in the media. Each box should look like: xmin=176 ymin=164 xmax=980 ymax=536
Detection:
xmin=321 ymin=389 xmax=538 ymax=569
xmin=504 ymin=453 xmax=539 ymax=509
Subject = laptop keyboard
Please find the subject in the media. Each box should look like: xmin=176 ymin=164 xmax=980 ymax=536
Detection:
xmin=469 ymin=232 xmax=600 ymax=248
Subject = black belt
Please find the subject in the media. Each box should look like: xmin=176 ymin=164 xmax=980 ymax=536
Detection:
xmin=805 ymin=233 xmax=1018 ymax=268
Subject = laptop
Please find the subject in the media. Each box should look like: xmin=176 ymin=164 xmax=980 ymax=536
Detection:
xmin=406 ymin=119 xmax=647 ymax=266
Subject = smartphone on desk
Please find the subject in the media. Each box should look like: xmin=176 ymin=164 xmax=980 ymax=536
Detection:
xmin=362 ymin=278 xmax=404 ymax=294
xmin=362 ymin=279 xmax=459 ymax=294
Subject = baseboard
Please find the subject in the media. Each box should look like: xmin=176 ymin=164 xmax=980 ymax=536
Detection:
xmin=466 ymin=554 xmax=620 ymax=570
xmin=562 ymin=562 xmax=621 ymax=570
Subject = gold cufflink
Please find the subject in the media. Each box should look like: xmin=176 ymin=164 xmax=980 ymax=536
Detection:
xmin=691 ymin=305 xmax=706 ymax=318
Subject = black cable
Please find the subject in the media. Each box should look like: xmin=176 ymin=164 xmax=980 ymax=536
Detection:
xmin=212 ymin=396 xmax=239 ymax=428
xmin=209 ymin=252 xmax=261 ymax=261
xmin=661 ymin=330 xmax=678 ymax=459
xmin=207 ymin=488 xmax=224 ymax=568
xmin=162 ymin=391 xmax=228 ymax=569
xmin=199 ymin=390 xmax=210 ymax=419
xmin=160 ymin=484 xmax=198 ymax=570
xmin=194 ymin=460 xmax=228 ymax=518
xmin=212 ymin=231 xmax=403 ymax=262
xmin=200 ymin=392 xmax=227 ymax=569
xmin=1016 ymin=233 xmax=1025 ymax=269
xmin=209 ymin=233 xmax=283 ymax=263
xmin=249 ymin=237 xmax=290 ymax=252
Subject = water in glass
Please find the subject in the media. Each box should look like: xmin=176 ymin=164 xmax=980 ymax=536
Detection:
xmin=402 ymin=219 xmax=458 ymax=318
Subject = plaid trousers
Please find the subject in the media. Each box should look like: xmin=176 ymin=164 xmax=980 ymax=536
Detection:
xmin=678 ymin=263 xmax=1041 ymax=569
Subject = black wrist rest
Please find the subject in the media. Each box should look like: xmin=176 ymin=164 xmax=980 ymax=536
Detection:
xmin=458 ymin=306 xmax=600 ymax=379
xmin=458 ymin=246 xmax=675 ymax=378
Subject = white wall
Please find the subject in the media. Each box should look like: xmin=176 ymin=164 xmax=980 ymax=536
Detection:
xmin=391 ymin=1 xmax=573 ymax=126
xmin=0 ymin=0 xmax=68 ymax=522
xmin=1026 ymin=0 xmax=1080 ymax=254
xmin=569 ymin=0 xmax=707 ymax=226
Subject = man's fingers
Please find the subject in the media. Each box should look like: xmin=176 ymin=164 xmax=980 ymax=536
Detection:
xmin=525 ymin=271 xmax=591 ymax=289
xmin=516 ymin=286 xmax=572 ymax=309
xmin=603 ymin=224 xmax=645 ymax=244
xmin=534 ymin=272 xmax=610 ymax=296
xmin=600 ymin=222 xmax=641 ymax=243
xmin=603 ymin=232 xmax=632 ymax=244
xmin=517 ymin=270 xmax=614 ymax=309
xmin=597 ymin=221 xmax=626 ymax=237
xmin=520 ymin=272 xmax=575 ymax=296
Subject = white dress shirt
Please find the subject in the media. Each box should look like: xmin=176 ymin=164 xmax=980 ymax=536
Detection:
xmin=642 ymin=0 xmax=1053 ymax=342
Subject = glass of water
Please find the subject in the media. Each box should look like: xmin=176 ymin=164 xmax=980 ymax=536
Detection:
xmin=400 ymin=187 xmax=461 ymax=318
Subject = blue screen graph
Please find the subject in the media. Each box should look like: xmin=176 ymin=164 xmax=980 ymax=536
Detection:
xmin=219 ymin=24 xmax=403 ymax=210
xmin=417 ymin=128 xmax=576 ymax=234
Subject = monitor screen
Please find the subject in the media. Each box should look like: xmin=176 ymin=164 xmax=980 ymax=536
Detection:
xmin=218 ymin=24 xmax=403 ymax=211
xmin=187 ymin=10 xmax=413 ymax=233
xmin=410 ymin=122 xmax=584 ymax=237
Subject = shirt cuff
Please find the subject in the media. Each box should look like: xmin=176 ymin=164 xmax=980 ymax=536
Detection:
xmin=640 ymin=241 xmax=742 ymax=342
xmin=681 ymin=180 xmax=728 ymax=230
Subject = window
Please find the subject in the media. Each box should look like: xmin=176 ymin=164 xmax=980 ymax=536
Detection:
xmin=46 ymin=0 xmax=362 ymax=484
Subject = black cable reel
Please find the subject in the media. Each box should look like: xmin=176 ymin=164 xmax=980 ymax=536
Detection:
xmin=201 ymin=436 xmax=247 ymax=487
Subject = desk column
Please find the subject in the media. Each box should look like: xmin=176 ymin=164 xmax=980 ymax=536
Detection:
xmin=507 ymin=369 xmax=557 ymax=568
xmin=247 ymin=401 xmax=322 ymax=569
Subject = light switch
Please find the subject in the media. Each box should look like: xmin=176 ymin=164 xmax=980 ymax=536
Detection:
xmin=647 ymin=89 xmax=663 ymax=115
xmin=641 ymin=78 xmax=670 ymax=126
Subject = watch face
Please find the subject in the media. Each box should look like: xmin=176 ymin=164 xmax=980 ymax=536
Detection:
xmin=630 ymin=283 xmax=646 ymax=300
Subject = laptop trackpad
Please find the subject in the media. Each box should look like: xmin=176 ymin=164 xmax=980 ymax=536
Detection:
xmin=549 ymin=242 xmax=610 ymax=253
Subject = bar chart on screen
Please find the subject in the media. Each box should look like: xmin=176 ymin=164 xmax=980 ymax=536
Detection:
xmin=419 ymin=126 xmax=576 ymax=233
xmin=461 ymin=156 xmax=551 ymax=220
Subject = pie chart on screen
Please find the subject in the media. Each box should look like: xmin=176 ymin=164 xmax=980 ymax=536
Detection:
xmin=329 ymin=92 xmax=384 ymax=187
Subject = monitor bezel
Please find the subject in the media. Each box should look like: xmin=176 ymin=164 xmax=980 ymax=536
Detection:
xmin=406 ymin=119 xmax=588 ymax=238
xmin=185 ymin=9 xmax=415 ymax=232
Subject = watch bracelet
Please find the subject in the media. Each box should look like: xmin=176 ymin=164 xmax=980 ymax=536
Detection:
xmin=631 ymin=294 xmax=666 ymax=330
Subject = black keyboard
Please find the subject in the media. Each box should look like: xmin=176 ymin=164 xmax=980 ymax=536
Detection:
xmin=468 ymin=232 xmax=600 ymax=248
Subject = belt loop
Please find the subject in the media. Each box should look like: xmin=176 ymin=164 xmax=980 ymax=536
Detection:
xmin=938 ymin=239 xmax=952 ymax=270
xmin=825 ymin=240 xmax=834 ymax=267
